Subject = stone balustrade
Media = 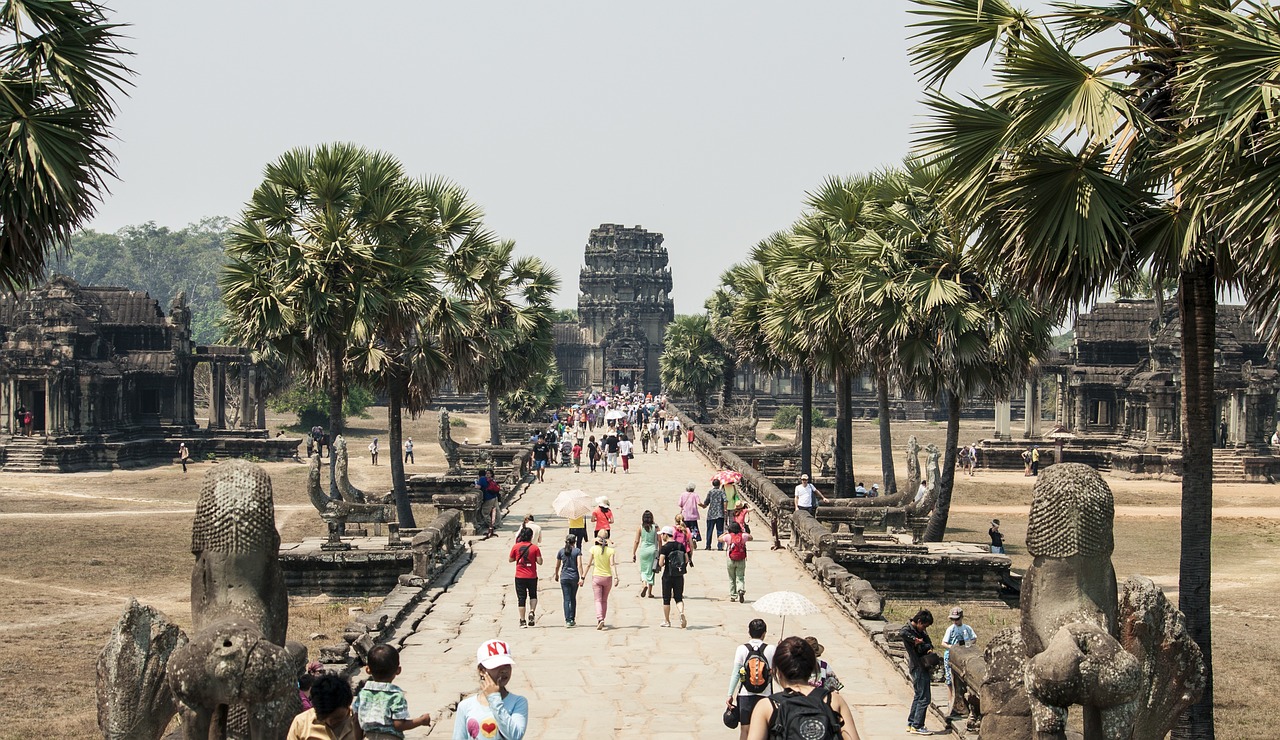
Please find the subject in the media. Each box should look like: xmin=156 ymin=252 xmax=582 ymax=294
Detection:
xmin=411 ymin=509 xmax=464 ymax=581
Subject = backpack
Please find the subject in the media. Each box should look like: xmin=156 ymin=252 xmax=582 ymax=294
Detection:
xmin=728 ymin=533 xmax=747 ymax=561
xmin=664 ymin=546 xmax=687 ymax=577
xmin=741 ymin=643 xmax=771 ymax=694
xmin=768 ymin=687 xmax=842 ymax=740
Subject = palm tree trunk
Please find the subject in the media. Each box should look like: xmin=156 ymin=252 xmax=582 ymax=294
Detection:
xmin=1172 ymin=261 xmax=1215 ymax=739
xmin=800 ymin=369 xmax=813 ymax=477
xmin=922 ymin=389 xmax=961 ymax=542
xmin=487 ymin=383 xmax=501 ymax=446
xmin=834 ymin=368 xmax=853 ymax=497
xmin=877 ymin=367 xmax=897 ymax=493
xmin=722 ymin=355 xmax=737 ymax=410
xmin=388 ymin=381 xmax=415 ymax=529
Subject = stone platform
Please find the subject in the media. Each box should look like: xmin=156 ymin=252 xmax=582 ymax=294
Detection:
xmin=279 ymin=536 xmax=412 ymax=598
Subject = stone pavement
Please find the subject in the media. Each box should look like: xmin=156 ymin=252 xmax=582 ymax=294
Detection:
xmin=394 ymin=443 xmax=935 ymax=738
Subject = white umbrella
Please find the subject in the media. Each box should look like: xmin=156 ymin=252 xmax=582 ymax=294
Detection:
xmin=552 ymin=489 xmax=595 ymax=520
xmin=752 ymin=590 xmax=820 ymax=634
xmin=604 ymin=409 xmax=627 ymax=421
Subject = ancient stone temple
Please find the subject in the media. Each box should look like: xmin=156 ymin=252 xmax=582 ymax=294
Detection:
xmin=0 ymin=276 xmax=294 ymax=471
xmin=553 ymin=224 xmax=674 ymax=393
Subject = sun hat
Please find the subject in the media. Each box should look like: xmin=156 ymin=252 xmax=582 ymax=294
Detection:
xmin=991 ymin=518 xmax=1000 ymax=526
xmin=949 ymin=607 xmax=964 ymax=620
xmin=477 ymin=639 xmax=514 ymax=669
xmin=800 ymin=473 xmax=810 ymax=480
xmin=660 ymin=526 xmax=676 ymax=537
xmin=596 ymin=496 xmax=610 ymax=507
xmin=804 ymin=636 xmax=825 ymax=657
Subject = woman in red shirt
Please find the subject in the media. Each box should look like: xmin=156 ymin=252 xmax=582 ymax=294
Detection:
xmin=592 ymin=496 xmax=614 ymax=538
xmin=509 ymin=527 xmax=543 ymax=627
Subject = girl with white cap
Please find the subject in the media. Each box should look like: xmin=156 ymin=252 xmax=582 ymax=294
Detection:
xmin=453 ymin=639 xmax=528 ymax=739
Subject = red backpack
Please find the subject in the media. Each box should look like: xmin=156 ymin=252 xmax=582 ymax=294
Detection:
xmin=728 ymin=533 xmax=747 ymax=561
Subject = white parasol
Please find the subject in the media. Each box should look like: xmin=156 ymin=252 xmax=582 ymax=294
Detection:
xmin=604 ymin=409 xmax=627 ymax=421
xmin=551 ymin=489 xmax=595 ymax=520
xmin=752 ymin=590 xmax=820 ymax=634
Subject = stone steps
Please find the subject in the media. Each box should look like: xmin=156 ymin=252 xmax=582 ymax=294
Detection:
xmin=2 ymin=437 xmax=50 ymax=472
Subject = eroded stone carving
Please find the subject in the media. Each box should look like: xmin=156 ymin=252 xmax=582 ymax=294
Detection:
xmin=96 ymin=461 xmax=307 ymax=740
xmin=306 ymin=447 xmax=394 ymax=549
xmin=332 ymin=435 xmax=367 ymax=503
xmin=439 ymin=409 xmax=462 ymax=474
xmin=977 ymin=463 xmax=1204 ymax=740
xmin=904 ymin=435 xmax=921 ymax=495
xmin=97 ymin=599 xmax=186 ymax=740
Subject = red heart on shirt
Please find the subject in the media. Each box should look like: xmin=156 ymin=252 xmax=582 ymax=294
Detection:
xmin=482 ymin=719 xmax=498 ymax=735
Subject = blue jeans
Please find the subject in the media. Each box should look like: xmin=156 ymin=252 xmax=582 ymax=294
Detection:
xmin=561 ymin=580 xmax=578 ymax=623
xmin=909 ymin=666 xmax=932 ymax=728
xmin=705 ymin=517 xmax=725 ymax=549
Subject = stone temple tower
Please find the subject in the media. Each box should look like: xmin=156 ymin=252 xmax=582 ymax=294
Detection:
xmin=575 ymin=224 xmax=674 ymax=393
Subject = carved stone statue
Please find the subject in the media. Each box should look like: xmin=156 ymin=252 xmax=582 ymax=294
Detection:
xmin=904 ymin=435 xmax=921 ymax=495
xmin=923 ymin=443 xmax=941 ymax=493
xmin=438 ymin=409 xmax=462 ymax=474
xmin=96 ymin=462 xmax=307 ymax=740
xmin=332 ymin=435 xmax=368 ymax=503
xmin=978 ymin=463 xmax=1204 ymax=740
xmin=306 ymin=451 xmax=394 ymax=549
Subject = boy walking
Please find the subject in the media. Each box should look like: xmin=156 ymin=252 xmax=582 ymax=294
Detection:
xmin=354 ymin=644 xmax=431 ymax=739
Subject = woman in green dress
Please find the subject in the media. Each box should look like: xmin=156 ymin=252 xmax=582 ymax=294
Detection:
xmin=631 ymin=509 xmax=659 ymax=598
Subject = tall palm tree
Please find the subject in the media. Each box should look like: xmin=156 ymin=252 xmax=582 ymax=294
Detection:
xmin=1 ymin=0 xmax=131 ymax=291
xmin=448 ymin=235 xmax=558 ymax=445
xmin=222 ymin=143 xmax=418 ymax=442
xmin=908 ymin=2 xmax=1270 ymax=732
xmin=704 ymin=286 xmax=738 ymax=409
xmin=659 ymin=314 xmax=725 ymax=420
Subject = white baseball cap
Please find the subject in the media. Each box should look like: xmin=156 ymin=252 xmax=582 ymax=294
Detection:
xmin=476 ymin=639 xmax=514 ymax=670
xmin=660 ymin=526 xmax=676 ymax=537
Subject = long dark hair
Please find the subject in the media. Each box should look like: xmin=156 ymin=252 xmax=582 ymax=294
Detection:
xmin=642 ymin=510 xmax=654 ymax=532
xmin=516 ymin=527 xmax=533 ymax=543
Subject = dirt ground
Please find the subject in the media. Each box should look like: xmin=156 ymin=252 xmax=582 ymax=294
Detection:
xmin=1 ymin=413 xmax=1274 ymax=738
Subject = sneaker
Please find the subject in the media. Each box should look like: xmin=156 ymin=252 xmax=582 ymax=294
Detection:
xmin=906 ymin=728 xmax=934 ymax=736
xmin=739 ymin=592 xmax=745 ymax=603
xmin=659 ymin=621 xmax=671 ymax=627
xmin=527 ymin=615 xmax=535 ymax=627
xmin=596 ymin=620 xmax=604 ymax=630
xmin=567 ymin=620 xmax=575 ymax=628
xmin=679 ymin=614 xmax=687 ymax=628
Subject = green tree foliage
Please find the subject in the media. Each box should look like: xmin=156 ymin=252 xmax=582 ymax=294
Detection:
xmin=0 ymin=0 xmax=132 ymax=292
xmin=267 ymin=381 xmax=374 ymax=429
xmin=51 ymin=218 xmax=229 ymax=342
xmin=500 ymin=361 xmax=566 ymax=423
xmin=659 ymin=314 xmax=725 ymax=420
xmin=550 ymin=308 xmax=578 ymax=323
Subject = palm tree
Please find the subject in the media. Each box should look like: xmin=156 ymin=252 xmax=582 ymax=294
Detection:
xmin=1 ymin=0 xmax=131 ymax=291
xmin=658 ymin=314 xmax=725 ymax=420
xmin=704 ymin=286 xmax=738 ymax=409
xmin=908 ymin=2 xmax=1274 ymax=732
xmin=448 ymin=236 xmax=558 ymax=445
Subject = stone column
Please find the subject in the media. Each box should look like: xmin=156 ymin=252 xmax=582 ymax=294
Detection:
xmin=44 ymin=377 xmax=52 ymax=437
xmin=213 ymin=363 xmax=227 ymax=430
xmin=1228 ymin=390 xmax=1242 ymax=446
xmin=81 ymin=378 xmax=93 ymax=432
xmin=239 ymin=363 xmax=251 ymax=430
xmin=994 ymin=400 xmax=1011 ymax=439
xmin=1023 ymin=378 xmax=1042 ymax=438
xmin=1 ymin=379 xmax=10 ymax=435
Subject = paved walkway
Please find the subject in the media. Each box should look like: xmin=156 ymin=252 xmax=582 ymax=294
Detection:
xmin=396 ymin=444 xmax=927 ymax=738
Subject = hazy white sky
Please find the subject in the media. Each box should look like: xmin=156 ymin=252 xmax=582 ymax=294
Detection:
xmin=92 ymin=1 xmax=992 ymax=312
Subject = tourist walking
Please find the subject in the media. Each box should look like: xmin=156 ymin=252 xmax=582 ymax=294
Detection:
xmin=678 ymin=482 xmax=702 ymax=544
xmin=454 ymin=639 xmax=528 ymax=740
xmin=553 ymin=535 xmax=583 ymax=627
xmin=619 ymin=435 xmax=633 ymax=473
xmin=604 ymin=431 xmax=620 ymax=473
xmin=672 ymin=514 xmax=695 ymax=567
xmin=900 ymin=609 xmax=940 ymax=735
xmin=287 ymin=673 xmax=360 ymax=740
xmin=572 ymin=439 xmax=582 ymax=473
xmin=686 ymin=425 xmax=695 ymax=450
xmin=178 ymin=442 xmax=190 ymax=473
xmin=988 ymin=519 xmax=1005 ymax=554
xmin=942 ymin=607 xmax=977 ymax=717
xmin=657 ymin=526 xmax=688 ymax=628
xmin=745 ymin=636 xmax=860 ymax=740
xmin=403 ymin=437 xmax=414 ymax=464
xmin=582 ymin=533 xmax=619 ymax=630
xmin=721 ymin=521 xmax=751 ymax=602
xmin=476 ymin=469 xmax=501 ymax=538
xmin=794 ymin=473 xmax=828 ymax=517
xmin=14 ymin=404 xmax=26 ymax=436
xmin=587 ymin=435 xmax=599 ymax=473
xmin=805 ymin=636 xmax=844 ymax=692
xmin=673 ymin=418 xmax=682 ymax=450
xmin=727 ymin=619 xmax=776 ymax=740
xmin=369 ymin=438 xmax=379 ymax=466
xmin=592 ymin=496 xmax=614 ymax=538
xmin=520 ymin=514 xmax=541 ymax=544
xmin=631 ymin=510 xmax=659 ymax=598
xmin=532 ymin=435 xmax=550 ymax=483
xmin=509 ymin=527 xmax=542 ymax=627
xmin=702 ymin=478 xmax=727 ymax=550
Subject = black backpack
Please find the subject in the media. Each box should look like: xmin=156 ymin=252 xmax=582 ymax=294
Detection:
xmin=664 ymin=547 xmax=686 ymax=577
xmin=769 ymin=687 xmax=842 ymax=740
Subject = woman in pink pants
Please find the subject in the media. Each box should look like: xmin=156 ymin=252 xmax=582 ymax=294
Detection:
xmin=581 ymin=534 xmax=619 ymax=630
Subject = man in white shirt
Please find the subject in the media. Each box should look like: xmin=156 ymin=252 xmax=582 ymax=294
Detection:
xmin=793 ymin=473 xmax=828 ymax=517
xmin=726 ymin=618 xmax=776 ymax=740
xmin=521 ymin=514 xmax=542 ymax=544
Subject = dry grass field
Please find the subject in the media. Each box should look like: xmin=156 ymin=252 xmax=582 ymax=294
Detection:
xmin=0 ymin=412 xmax=1275 ymax=738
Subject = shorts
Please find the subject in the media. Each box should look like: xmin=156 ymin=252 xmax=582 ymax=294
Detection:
xmin=737 ymin=693 xmax=767 ymax=724
xmin=535 ymin=459 xmax=547 ymax=469
xmin=480 ymin=497 xmax=499 ymax=519
xmin=661 ymin=574 xmax=684 ymax=605
xmin=514 ymin=577 xmax=537 ymax=606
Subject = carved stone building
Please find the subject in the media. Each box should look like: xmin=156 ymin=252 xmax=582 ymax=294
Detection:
xmin=553 ymin=224 xmax=674 ymax=393
xmin=0 ymin=276 xmax=296 ymax=471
